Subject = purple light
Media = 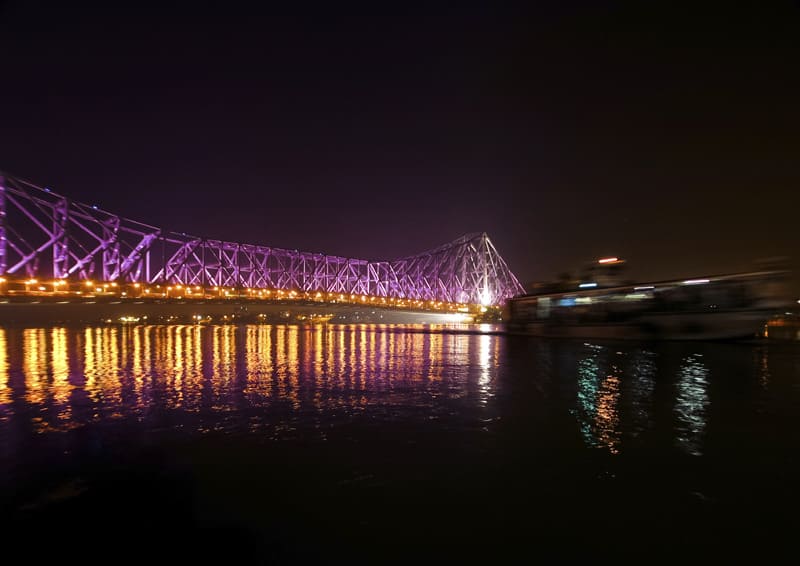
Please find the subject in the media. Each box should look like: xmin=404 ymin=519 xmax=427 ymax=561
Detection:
xmin=0 ymin=174 xmax=525 ymax=305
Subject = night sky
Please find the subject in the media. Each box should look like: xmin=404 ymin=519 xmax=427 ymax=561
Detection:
xmin=1 ymin=1 xmax=798 ymax=292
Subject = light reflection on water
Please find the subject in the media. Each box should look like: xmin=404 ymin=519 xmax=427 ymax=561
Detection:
xmin=0 ymin=325 xmax=501 ymax=438
xmin=0 ymin=329 xmax=8 ymax=417
xmin=1 ymin=323 xmax=799 ymax=561
xmin=574 ymin=343 xmax=622 ymax=454
xmin=0 ymin=324 xmax=795 ymax=469
xmin=674 ymin=353 xmax=710 ymax=456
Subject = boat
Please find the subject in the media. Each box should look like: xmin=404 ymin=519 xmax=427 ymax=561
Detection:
xmin=504 ymin=258 xmax=793 ymax=340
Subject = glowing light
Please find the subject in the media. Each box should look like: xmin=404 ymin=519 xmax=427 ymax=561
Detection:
xmin=683 ymin=279 xmax=710 ymax=285
xmin=444 ymin=312 xmax=473 ymax=323
xmin=634 ymin=286 xmax=654 ymax=290
xmin=579 ymin=282 xmax=597 ymax=288
xmin=598 ymin=257 xmax=619 ymax=264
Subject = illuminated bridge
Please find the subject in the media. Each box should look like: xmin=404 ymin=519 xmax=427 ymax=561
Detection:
xmin=0 ymin=172 xmax=524 ymax=307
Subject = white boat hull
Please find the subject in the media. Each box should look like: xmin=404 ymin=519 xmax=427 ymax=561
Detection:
xmin=506 ymin=310 xmax=771 ymax=341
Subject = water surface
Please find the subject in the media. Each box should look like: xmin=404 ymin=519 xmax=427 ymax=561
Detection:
xmin=0 ymin=324 xmax=798 ymax=562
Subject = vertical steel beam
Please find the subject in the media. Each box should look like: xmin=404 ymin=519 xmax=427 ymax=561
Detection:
xmin=102 ymin=216 xmax=121 ymax=280
xmin=0 ymin=174 xmax=6 ymax=275
xmin=52 ymin=197 xmax=69 ymax=279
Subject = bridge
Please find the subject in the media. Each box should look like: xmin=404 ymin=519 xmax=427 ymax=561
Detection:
xmin=0 ymin=172 xmax=524 ymax=308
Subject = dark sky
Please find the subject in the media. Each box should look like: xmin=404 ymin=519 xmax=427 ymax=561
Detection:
xmin=0 ymin=0 xmax=798 ymax=292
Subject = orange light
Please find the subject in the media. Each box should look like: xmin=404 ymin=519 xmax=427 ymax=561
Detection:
xmin=598 ymin=257 xmax=619 ymax=264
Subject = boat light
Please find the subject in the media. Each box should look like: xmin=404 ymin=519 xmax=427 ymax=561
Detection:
xmin=598 ymin=257 xmax=619 ymax=264
xmin=579 ymin=282 xmax=598 ymax=288
xmin=683 ymin=279 xmax=710 ymax=285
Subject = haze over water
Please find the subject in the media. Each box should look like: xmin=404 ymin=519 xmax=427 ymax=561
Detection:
xmin=0 ymin=324 xmax=798 ymax=562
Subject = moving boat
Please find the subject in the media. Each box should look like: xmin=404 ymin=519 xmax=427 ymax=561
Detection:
xmin=504 ymin=259 xmax=792 ymax=340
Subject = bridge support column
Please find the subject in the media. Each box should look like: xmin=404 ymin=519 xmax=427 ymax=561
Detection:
xmin=0 ymin=174 xmax=6 ymax=275
xmin=102 ymin=217 xmax=121 ymax=280
xmin=53 ymin=197 xmax=69 ymax=279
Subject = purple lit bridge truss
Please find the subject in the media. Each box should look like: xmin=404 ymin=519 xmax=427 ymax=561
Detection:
xmin=0 ymin=173 xmax=524 ymax=305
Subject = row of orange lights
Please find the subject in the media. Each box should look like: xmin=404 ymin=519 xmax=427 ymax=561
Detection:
xmin=0 ymin=277 xmax=479 ymax=310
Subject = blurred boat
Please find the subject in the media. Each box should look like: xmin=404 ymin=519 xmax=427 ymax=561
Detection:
xmin=504 ymin=266 xmax=792 ymax=341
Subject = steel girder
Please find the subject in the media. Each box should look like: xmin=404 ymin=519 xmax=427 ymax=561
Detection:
xmin=0 ymin=173 xmax=524 ymax=304
xmin=389 ymin=233 xmax=525 ymax=304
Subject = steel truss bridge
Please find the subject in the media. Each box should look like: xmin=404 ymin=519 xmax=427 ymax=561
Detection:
xmin=0 ymin=172 xmax=524 ymax=306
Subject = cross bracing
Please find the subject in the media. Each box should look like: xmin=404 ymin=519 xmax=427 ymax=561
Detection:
xmin=0 ymin=173 xmax=525 ymax=305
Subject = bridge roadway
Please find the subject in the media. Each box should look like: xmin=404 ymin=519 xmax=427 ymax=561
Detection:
xmin=0 ymin=295 xmax=486 ymax=325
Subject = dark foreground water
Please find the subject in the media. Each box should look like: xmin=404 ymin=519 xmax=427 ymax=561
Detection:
xmin=0 ymin=324 xmax=798 ymax=563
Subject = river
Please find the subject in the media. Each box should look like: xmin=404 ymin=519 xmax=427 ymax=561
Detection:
xmin=0 ymin=324 xmax=798 ymax=562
